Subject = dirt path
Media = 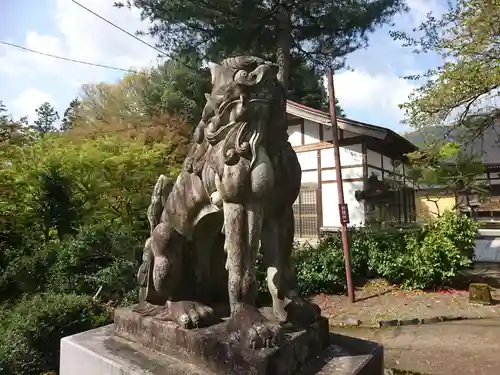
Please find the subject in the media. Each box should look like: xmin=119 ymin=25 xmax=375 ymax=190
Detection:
xmin=311 ymin=265 xmax=500 ymax=327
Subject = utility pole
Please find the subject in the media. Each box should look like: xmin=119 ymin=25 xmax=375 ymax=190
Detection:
xmin=327 ymin=67 xmax=355 ymax=303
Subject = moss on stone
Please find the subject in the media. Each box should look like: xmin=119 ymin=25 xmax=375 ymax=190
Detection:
xmin=468 ymin=283 xmax=492 ymax=305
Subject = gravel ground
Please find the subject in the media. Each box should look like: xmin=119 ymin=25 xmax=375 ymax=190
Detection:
xmin=311 ymin=266 xmax=500 ymax=327
xmin=332 ymin=319 xmax=500 ymax=375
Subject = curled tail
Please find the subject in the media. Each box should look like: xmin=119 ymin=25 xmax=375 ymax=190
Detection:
xmin=138 ymin=175 xmax=174 ymax=296
xmin=146 ymin=174 xmax=174 ymax=234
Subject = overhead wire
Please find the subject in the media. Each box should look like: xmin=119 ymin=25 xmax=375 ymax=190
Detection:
xmin=0 ymin=40 xmax=137 ymax=73
xmin=70 ymin=0 xmax=170 ymax=58
xmin=1 ymin=0 xmax=192 ymax=134
xmin=70 ymin=0 xmax=200 ymax=71
xmin=0 ymin=0 xmax=170 ymax=73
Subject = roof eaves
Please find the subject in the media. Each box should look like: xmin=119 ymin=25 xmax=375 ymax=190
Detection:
xmin=286 ymin=100 xmax=387 ymax=140
xmin=286 ymin=100 xmax=419 ymax=154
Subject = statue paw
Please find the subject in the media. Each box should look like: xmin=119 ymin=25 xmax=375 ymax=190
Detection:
xmin=285 ymin=298 xmax=322 ymax=327
xmin=228 ymin=304 xmax=284 ymax=349
xmin=155 ymin=301 xmax=217 ymax=329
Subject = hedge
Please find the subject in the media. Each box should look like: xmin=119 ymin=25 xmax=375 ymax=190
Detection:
xmin=0 ymin=293 xmax=112 ymax=375
xmin=257 ymin=210 xmax=478 ymax=295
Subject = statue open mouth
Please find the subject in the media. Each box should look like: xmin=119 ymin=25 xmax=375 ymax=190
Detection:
xmin=133 ymin=55 xmax=322 ymax=352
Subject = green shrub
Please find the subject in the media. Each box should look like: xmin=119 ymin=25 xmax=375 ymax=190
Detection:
xmin=291 ymin=229 xmax=376 ymax=296
xmin=366 ymin=229 xmax=419 ymax=284
xmin=427 ymin=210 xmax=478 ymax=261
xmin=270 ymin=211 xmax=479 ymax=295
xmin=0 ymin=293 xmax=112 ymax=375
xmin=47 ymin=222 xmax=142 ymax=302
xmin=400 ymin=212 xmax=477 ymax=289
xmin=293 ymin=240 xmax=347 ymax=295
xmin=0 ymin=245 xmax=58 ymax=304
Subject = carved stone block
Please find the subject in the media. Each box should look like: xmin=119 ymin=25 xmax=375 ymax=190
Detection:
xmin=114 ymin=306 xmax=330 ymax=375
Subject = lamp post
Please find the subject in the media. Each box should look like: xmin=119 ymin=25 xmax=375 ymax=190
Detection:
xmin=327 ymin=67 xmax=355 ymax=303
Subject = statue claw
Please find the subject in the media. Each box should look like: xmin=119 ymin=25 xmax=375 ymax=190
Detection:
xmin=228 ymin=304 xmax=284 ymax=350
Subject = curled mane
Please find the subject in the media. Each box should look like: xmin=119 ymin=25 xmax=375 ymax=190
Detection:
xmin=184 ymin=56 xmax=281 ymax=172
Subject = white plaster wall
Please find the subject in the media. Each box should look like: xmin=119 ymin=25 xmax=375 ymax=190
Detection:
xmin=366 ymin=149 xmax=381 ymax=168
xmin=321 ymin=167 xmax=363 ymax=181
xmin=320 ymin=148 xmax=335 ymax=168
xmin=323 ymin=124 xmax=333 ymax=142
xmin=302 ymin=171 xmax=318 ymax=183
xmin=320 ymin=144 xmax=362 ymax=168
xmin=491 ymin=178 xmax=500 ymax=185
xmin=303 ymin=120 xmax=321 ymax=144
xmin=475 ymin=236 xmax=500 ymax=262
xmin=321 ymin=181 xmax=365 ymax=227
xmin=287 ymin=125 xmax=302 ymax=146
xmin=382 ymin=155 xmax=393 ymax=170
xmin=367 ymin=166 xmax=382 ymax=179
xmin=296 ymin=150 xmax=318 ymax=170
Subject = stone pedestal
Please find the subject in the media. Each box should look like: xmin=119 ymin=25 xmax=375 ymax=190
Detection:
xmin=114 ymin=306 xmax=331 ymax=375
xmin=60 ymin=307 xmax=384 ymax=375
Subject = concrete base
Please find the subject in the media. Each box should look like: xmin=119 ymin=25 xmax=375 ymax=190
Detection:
xmin=60 ymin=325 xmax=384 ymax=375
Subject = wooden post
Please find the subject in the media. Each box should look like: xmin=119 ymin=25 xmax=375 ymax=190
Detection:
xmin=327 ymin=67 xmax=355 ymax=303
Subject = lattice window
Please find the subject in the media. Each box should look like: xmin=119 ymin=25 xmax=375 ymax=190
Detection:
xmin=381 ymin=187 xmax=416 ymax=224
xmin=293 ymin=186 xmax=319 ymax=238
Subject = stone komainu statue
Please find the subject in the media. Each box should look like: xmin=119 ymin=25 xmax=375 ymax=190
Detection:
xmin=135 ymin=56 xmax=321 ymax=349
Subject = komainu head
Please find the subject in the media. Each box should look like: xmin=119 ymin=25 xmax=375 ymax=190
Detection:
xmin=193 ymin=56 xmax=285 ymax=166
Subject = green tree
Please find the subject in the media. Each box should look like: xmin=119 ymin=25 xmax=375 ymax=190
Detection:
xmin=0 ymin=101 xmax=26 ymax=148
xmin=76 ymin=75 xmax=148 ymax=130
xmin=0 ymin=132 xmax=186 ymax=243
xmin=406 ymin=141 xmax=484 ymax=195
xmin=33 ymin=102 xmax=59 ymax=135
xmin=288 ymin=57 xmax=345 ymax=115
xmin=38 ymin=164 xmax=80 ymax=241
xmin=394 ymin=0 xmax=499 ymax=141
xmin=60 ymin=98 xmax=81 ymax=132
xmin=116 ymin=0 xmax=407 ymax=88
xmin=143 ymin=48 xmax=212 ymax=123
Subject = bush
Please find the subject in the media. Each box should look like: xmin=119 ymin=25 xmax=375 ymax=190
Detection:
xmin=365 ymin=229 xmax=421 ymax=284
xmin=293 ymin=241 xmax=347 ymax=295
xmin=47 ymin=222 xmax=143 ymax=302
xmin=401 ymin=211 xmax=477 ymax=289
xmin=0 ymin=293 xmax=112 ymax=375
xmin=0 ymin=245 xmax=58 ymax=304
xmin=258 ymin=211 xmax=479 ymax=297
xmin=427 ymin=210 xmax=478 ymax=261
xmin=0 ymin=221 xmax=143 ymax=306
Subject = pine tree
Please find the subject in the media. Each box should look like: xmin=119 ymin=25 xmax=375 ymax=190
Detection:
xmin=0 ymin=101 xmax=25 ymax=147
xmin=60 ymin=98 xmax=81 ymax=132
xmin=116 ymin=0 xmax=406 ymax=88
xmin=33 ymin=102 xmax=59 ymax=135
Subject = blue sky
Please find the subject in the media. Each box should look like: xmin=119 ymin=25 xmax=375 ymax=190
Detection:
xmin=0 ymin=0 xmax=446 ymax=132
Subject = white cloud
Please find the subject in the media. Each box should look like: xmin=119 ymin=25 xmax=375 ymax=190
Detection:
xmin=54 ymin=0 xmax=161 ymax=70
xmin=0 ymin=0 xmax=447 ymax=131
xmin=332 ymin=70 xmax=416 ymax=126
xmin=12 ymin=88 xmax=54 ymax=121
xmin=0 ymin=0 xmax=161 ymax=84
xmin=406 ymin=0 xmax=448 ymax=26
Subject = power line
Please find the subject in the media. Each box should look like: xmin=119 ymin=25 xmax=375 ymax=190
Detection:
xmin=0 ymin=40 xmax=137 ymax=73
xmin=71 ymin=0 xmax=169 ymax=58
